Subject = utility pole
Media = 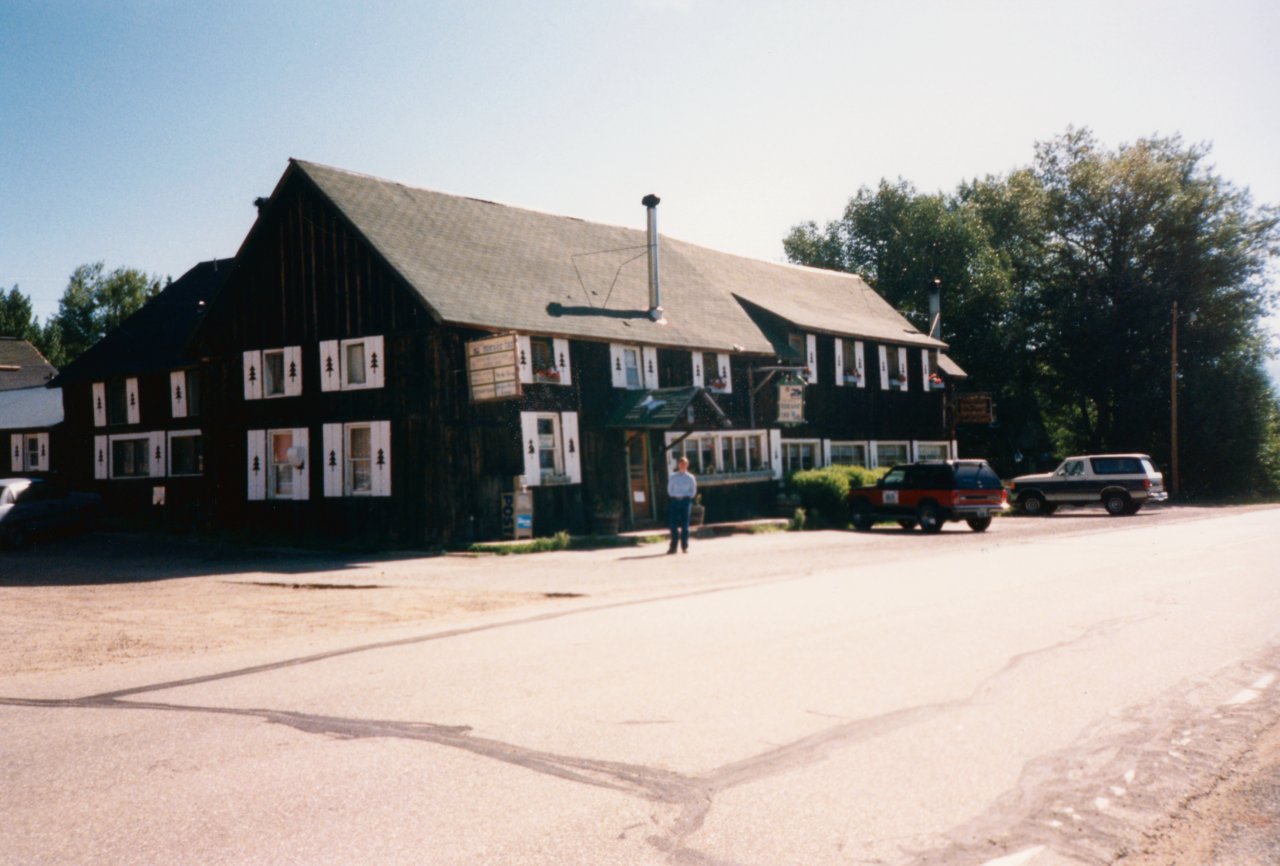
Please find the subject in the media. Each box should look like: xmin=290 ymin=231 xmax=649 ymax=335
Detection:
xmin=1170 ymin=301 xmax=1179 ymax=498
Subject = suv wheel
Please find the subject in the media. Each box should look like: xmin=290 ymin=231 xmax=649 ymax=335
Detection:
xmin=917 ymin=502 xmax=943 ymax=533
xmin=1019 ymin=492 xmax=1048 ymax=516
xmin=850 ymin=500 xmax=873 ymax=532
xmin=966 ymin=516 xmax=992 ymax=532
xmin=1103 ymin=492 xmax=1130 ymax=516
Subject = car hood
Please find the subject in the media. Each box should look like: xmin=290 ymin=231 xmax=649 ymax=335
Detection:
xmin=1010 ymin=472 xmax=1055 ymax=485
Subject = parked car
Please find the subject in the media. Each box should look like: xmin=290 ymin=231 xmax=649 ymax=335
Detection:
xmin=0 ymin=477 xmax=101 ymax=549
xmin=848 ymin=460 xmax=1008 ymax=533
xmin=1008 ymin=454 xmax=1167 ymax=516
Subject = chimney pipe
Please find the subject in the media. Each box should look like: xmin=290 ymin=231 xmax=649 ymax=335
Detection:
xmin=928 ymin=278 xmax=941 ymax=339
xmin=642 ymin=194 xmax=664 ymax=323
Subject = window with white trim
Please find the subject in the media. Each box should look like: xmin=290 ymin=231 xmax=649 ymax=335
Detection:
xmin=530 ymin=337 xmax=559 ymax=384
xmin=838 ymin=339 xmax=865 ymax=386
xmin=168 ymin=431 xmax=203 ymax=476
xmin=874 ymin=441 xmax=910 ymax=467
xmin=321 ymin=421 xmax=391 ymax=496
xmin=346 ymin=424 xmax=374 ymax=494
xmin=519 ymin=411 xmax=581 ymax=486
xmin=915 ymin=441 xmax=950 ymax=462
xmin=887 ymin=348 xmax=906 ymax=389
xmin=623 ymin=346 xmax=641 ymax=389
xmin=110 ymin=435 xmax=151 ymax=478
xmin=829 ymin=441 xmax=869 ymax=467
xmin=781 ymin=439 xmax=821 ymax=474
xmin=269 ymin=430 xmax=295 ymax=498
xmin=244 ymin=347 xmax=302 ymax=399
xmin=264 ymin=350 xmax=287 ymax=397
xmin=340 ymin=336 xmax=384 ymax=389
xmin=666 ymin=431 xmax=770 ymax=479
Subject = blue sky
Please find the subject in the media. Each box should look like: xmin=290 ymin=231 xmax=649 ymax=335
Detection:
xmin=2 ymin=0 xmax=1278 ymax=379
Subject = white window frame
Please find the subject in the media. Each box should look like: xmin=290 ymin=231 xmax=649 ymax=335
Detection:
xmin=320 ymin=420 xmax=392 ymax=497
xmin=267 ymin=429 xmax=295 ymax=499
xmin=915 ymin=441 xmax=952 ymax=462
xmin=610 ymin=344 xmax=644 ymax=390
xmin=872 ymin=440 xmax=911 ymax=468
xmin=699 ymin=351 xmax=731 ymax=394
xmin=339 ymin=336 xmax=385 ymax=390
xmin=10 ymin=432 xmax=49 ymax=473
xmin=520 ymin=335 xmax=572 ymax=386
xmin=345 ymin=423 xmax=376 ymax=496
xmin=519 ymin=411 xmax=581 ymax=487
xmin=664 ymin=430 xmax=772 ymax=482
xmin=246 ymin=346 xmax=303 ymax=399
xmin=780 ymin=439 xmax=823 ymax=475
xmin=167 ymin=429 xmax=204 ymax=477
xmin=829 ymin=440 xmax=870 ymax=467
xmin=108 ymin=433 xmax=153 ymax=479
xmin=836 ymin=339 xmax=866 ymax=387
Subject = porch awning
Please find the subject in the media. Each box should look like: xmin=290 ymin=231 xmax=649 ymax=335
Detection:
xmin=605 ymin=386 xmax=729 ymax=429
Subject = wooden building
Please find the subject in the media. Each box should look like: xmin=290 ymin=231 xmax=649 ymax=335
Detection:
xmin=189 ymin=160 xmax=965 ymax=547
xmin=1 ymin=338 xmax=61 ymax=477
xmin=50 ymin=261 xmax=229 ymax=527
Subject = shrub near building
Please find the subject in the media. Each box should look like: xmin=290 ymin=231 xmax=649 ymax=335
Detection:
xmin=789 ymin=465 xmax=886 ymax=527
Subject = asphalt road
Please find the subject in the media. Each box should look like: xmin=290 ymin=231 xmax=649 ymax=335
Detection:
xmin=3 ymin=507 xmax=1280 ymax=865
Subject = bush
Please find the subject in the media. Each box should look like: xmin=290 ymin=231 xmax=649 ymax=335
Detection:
xmin=788 ymin=465 xmax=886 ymax=528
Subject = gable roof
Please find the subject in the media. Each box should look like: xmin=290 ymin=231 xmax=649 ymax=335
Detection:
xmin=289 ymin=160 xmax=945 ymax=354
xmin=0 ymin=339 xmax=57 ymax=390
xmin=52 ymin=259 xmax=230 ymax=386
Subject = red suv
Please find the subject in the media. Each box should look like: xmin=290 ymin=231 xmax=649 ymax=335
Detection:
xmin=848 ymin=460 xmax=1008 ymax=533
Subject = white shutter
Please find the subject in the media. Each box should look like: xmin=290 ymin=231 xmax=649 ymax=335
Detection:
xmin=516 ymin=335 xmax=533 ymax=384
xmin=562 ymin=411 xmax=581 ymax=484
xmin=869 ymin=440 xmax=880 ymax=468
xmin=769 ymin=429 xmax=783 ymax=480
xmin=716 ymin=353 xmax=732 ymax=394
xmin=898 ymin=347 xmax=909 ymax=391
xmin=94 ymin=436 xmax=108 ymax=479
xmin=243 ymin=350 xmax=263 ymax=400
xmin=9 ymin=434 xmax=21 ymax=472
xmin=148 ymin=431 xmax=166 ymax=478
xmin=170 ymin=371 xmax=188 ymax=418
xmin=520 ymin=412 xmax=541 ymax=487
xmin=642 ymin=346 xmax=659 ymax=389
xmin=855 ymin=341 xmax=866 ymax=388
xmin=246 ymin=430 xmax=266 ymax=500
xmin=92 ymin=382 xmax=106 ymax=427
xmin=822 ymin=439 xmax=832 ymax=467
xmin=125 ymin=378 xmax=140 ymax=424
xmin=365 ymin=336 xmax=385 ymax=389
xmin=371 ymin=420 xmax=391 ymax=497
xmin=318 ymin=340 xmax=340 ymax=392
xmin=322 ymin=423 xmax=343 ymax=497
xmin=36 ymin=433 xmax=49 ymax=472
xmin=921 ymin=348 xmax=930 ymax=391
xmin=805 ymin=334 xmax=818 ymax=384
xmin=609 ymin=344 xmax=627 ymax=389
xmin=691 ymin=352 xmax=704 ymax=388
xmin=291 ymin=427 xmax=309 ymax=500
xmin=552 ymin=338 xmax=571 ymax=386
xmin=283 ymin=346 xmax=304 ymax=397
xmin=878 ymin=345 xmax=889 ymax=390
xmin=834 ymin=339 xmax=845 ymax=387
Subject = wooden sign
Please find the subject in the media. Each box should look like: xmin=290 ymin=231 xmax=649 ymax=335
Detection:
xmin=777 ymin=383 xmax=805 ymax=424
xmin=955 ymin=393 xmax=994 ymax=424
xmin=467 ymin=335 xmax=521 ymax=402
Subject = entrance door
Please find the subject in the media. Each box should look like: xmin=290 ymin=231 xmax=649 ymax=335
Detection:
xmin=626 ymin=431 xmax=654 ymax=524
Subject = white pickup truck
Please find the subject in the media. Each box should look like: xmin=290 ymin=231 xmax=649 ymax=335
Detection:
xmin=1009 ymin=454 xmax=1168 ymax=516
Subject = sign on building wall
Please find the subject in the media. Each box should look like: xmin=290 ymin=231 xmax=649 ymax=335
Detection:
xmin=467 ymin=334 xmax=522 ymax=402
xmin=955 ymin=393 xmax=994 ymax=424
xmin=777 ymin=383 xmax=805 ymax=424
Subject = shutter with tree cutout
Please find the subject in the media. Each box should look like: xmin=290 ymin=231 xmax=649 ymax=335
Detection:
xmin=321 ymin=423 xmax=343 ymax=497
xmin=371 ymin=420 xmax=391 ymax=496
xmin=92 ymin=382 xmax=106 ymax=426
xmin=243 ymin=351 xmax=263 ymax=400
xmin=126 ymin=378 xmax=140 ymax=424
xmin=552 ymin=338 xmax=572 ymax=386
xmin=562 ymin=412 xmax=581 ymax=483
xmin=246 ymin=430 xmax=266 ymax=500
xmin=170 ymin=371 xmax=188 ymax=418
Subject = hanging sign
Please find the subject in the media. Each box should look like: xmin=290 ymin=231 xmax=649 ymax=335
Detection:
xmin=955 ymin=393 xmax=994 ymax=424
xmin=777 ymin=382 xmax=805 ymax=424
xmin=467 ymin=335 xmax=522 ymax=402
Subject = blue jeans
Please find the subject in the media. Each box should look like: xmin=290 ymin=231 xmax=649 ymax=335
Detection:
xmin=668 ymin=498 xmax=692 ymax=550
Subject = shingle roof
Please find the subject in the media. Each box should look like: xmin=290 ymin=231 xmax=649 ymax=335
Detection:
xmin=0 ymin=339 xmax=57 ymax=390
xmin=292 ymin=161 xmax=945 ymax=354
xmin=52 ymin=260 xmax=230 ymax=386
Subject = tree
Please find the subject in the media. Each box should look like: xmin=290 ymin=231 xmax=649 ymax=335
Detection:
xmin=42 ymin=263 xmax=165 ymax=367
xmin=0 ymin=285 xmax=40 ymax=342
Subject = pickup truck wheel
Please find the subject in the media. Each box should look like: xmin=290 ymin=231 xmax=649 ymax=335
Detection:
xmin=897 ymin=520 xmax=917 ymax=531
xmin=1019 ymin=492 xmax=1047 ymax=516
xmin=966 ymin=516 xmax=992 ymax=532
xmin=917 ymin=503 xmax=943 ymax=533
xmin=850 ymin=500 xmax=874 ymax=531
xmin=1103 ymin=492 xmax=1130 ymax=516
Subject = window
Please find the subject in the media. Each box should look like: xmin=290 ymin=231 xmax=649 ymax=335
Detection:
xmin=667 ymin=431 xmax=769 ymax=479
xmin=875 ymin=441 xmax=910 ymax=468
xmin=830 ymin=441 xmax=869 ymax=467
xmin=781 ymin=440 xmax=821 ymax=475
xmin=536 ymin=415 xmax=565 ymax=480
xmin=186 ymin=371 xmax=201 ymax=416
xmin=887 ymin=349 xmax=905 ymax=387
xmin=269 ymin=430 xmax=294 ymax=498
xmin=1060 ymin=459 xmax=1086 ymax=477
xmin=347 ymin=424 xmax=373 ymax=494
xmin=107 ymin=380 xmax=129 ymax=425
xmin=263 ymin=350 xmax=287 ymax=397
xmin=916 ymin=442 xmax=950 ymax=462
xmin=623 ymin=347 xmax=641 ymax=389
xmin=25 ymin=435 xmax=39 ymax=471
xmin=1091 ymin=457 xmax=1143 ymax=475
xmin=168 ymin=432 xmax=203 ymax=476
xmin=519 ymin=412 xmax=580 ymax=487
xmin=111 ymin=436 xmax=150 ymax=478
xmin=530 ymin=337 xmax=559 ymax=384
xmin=839 ymin=339 xmax=864 ymax=386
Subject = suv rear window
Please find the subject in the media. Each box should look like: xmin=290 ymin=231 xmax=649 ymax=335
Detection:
xmin=1091 ymin=457 xmax=1143 ymax=475
xmin=955 ymin=463 xmax=1003 ymax=489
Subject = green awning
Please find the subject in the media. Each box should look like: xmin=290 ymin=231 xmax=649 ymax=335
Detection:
xmin=605 ymin=386 xmax=729 ymax=429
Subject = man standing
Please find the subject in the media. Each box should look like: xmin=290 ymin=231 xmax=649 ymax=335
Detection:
xmin=667 ymin=455 xmax=698 ymax=554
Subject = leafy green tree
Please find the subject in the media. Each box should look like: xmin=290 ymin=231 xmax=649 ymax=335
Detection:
xmin=0 ymin=285 xmax=40 ymax=342
xmin=43 ymin=263 xmax=165 ymax=367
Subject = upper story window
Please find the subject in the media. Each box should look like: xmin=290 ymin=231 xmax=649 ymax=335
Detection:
xmin=836 ymin=339 xmax=865 ymax=387
xmin=171 ymin=370 xmax=201 ymax=419
xmin=94 ymin=378 xmax=140 ymax=427
xmin=694 ymin=351 xmax=732 ymax=394
xmin=531 ymin=337 xmax=560 ymax=384
xmin=789 ymin=333 xmax=817 ymax=383
xmin=319 ymin=336 xmax=385 ymax=392
xmin=610 ymin=344 xmax=658 ymax=390
xmin=244 ymin=347 xmax=302 ymax=400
